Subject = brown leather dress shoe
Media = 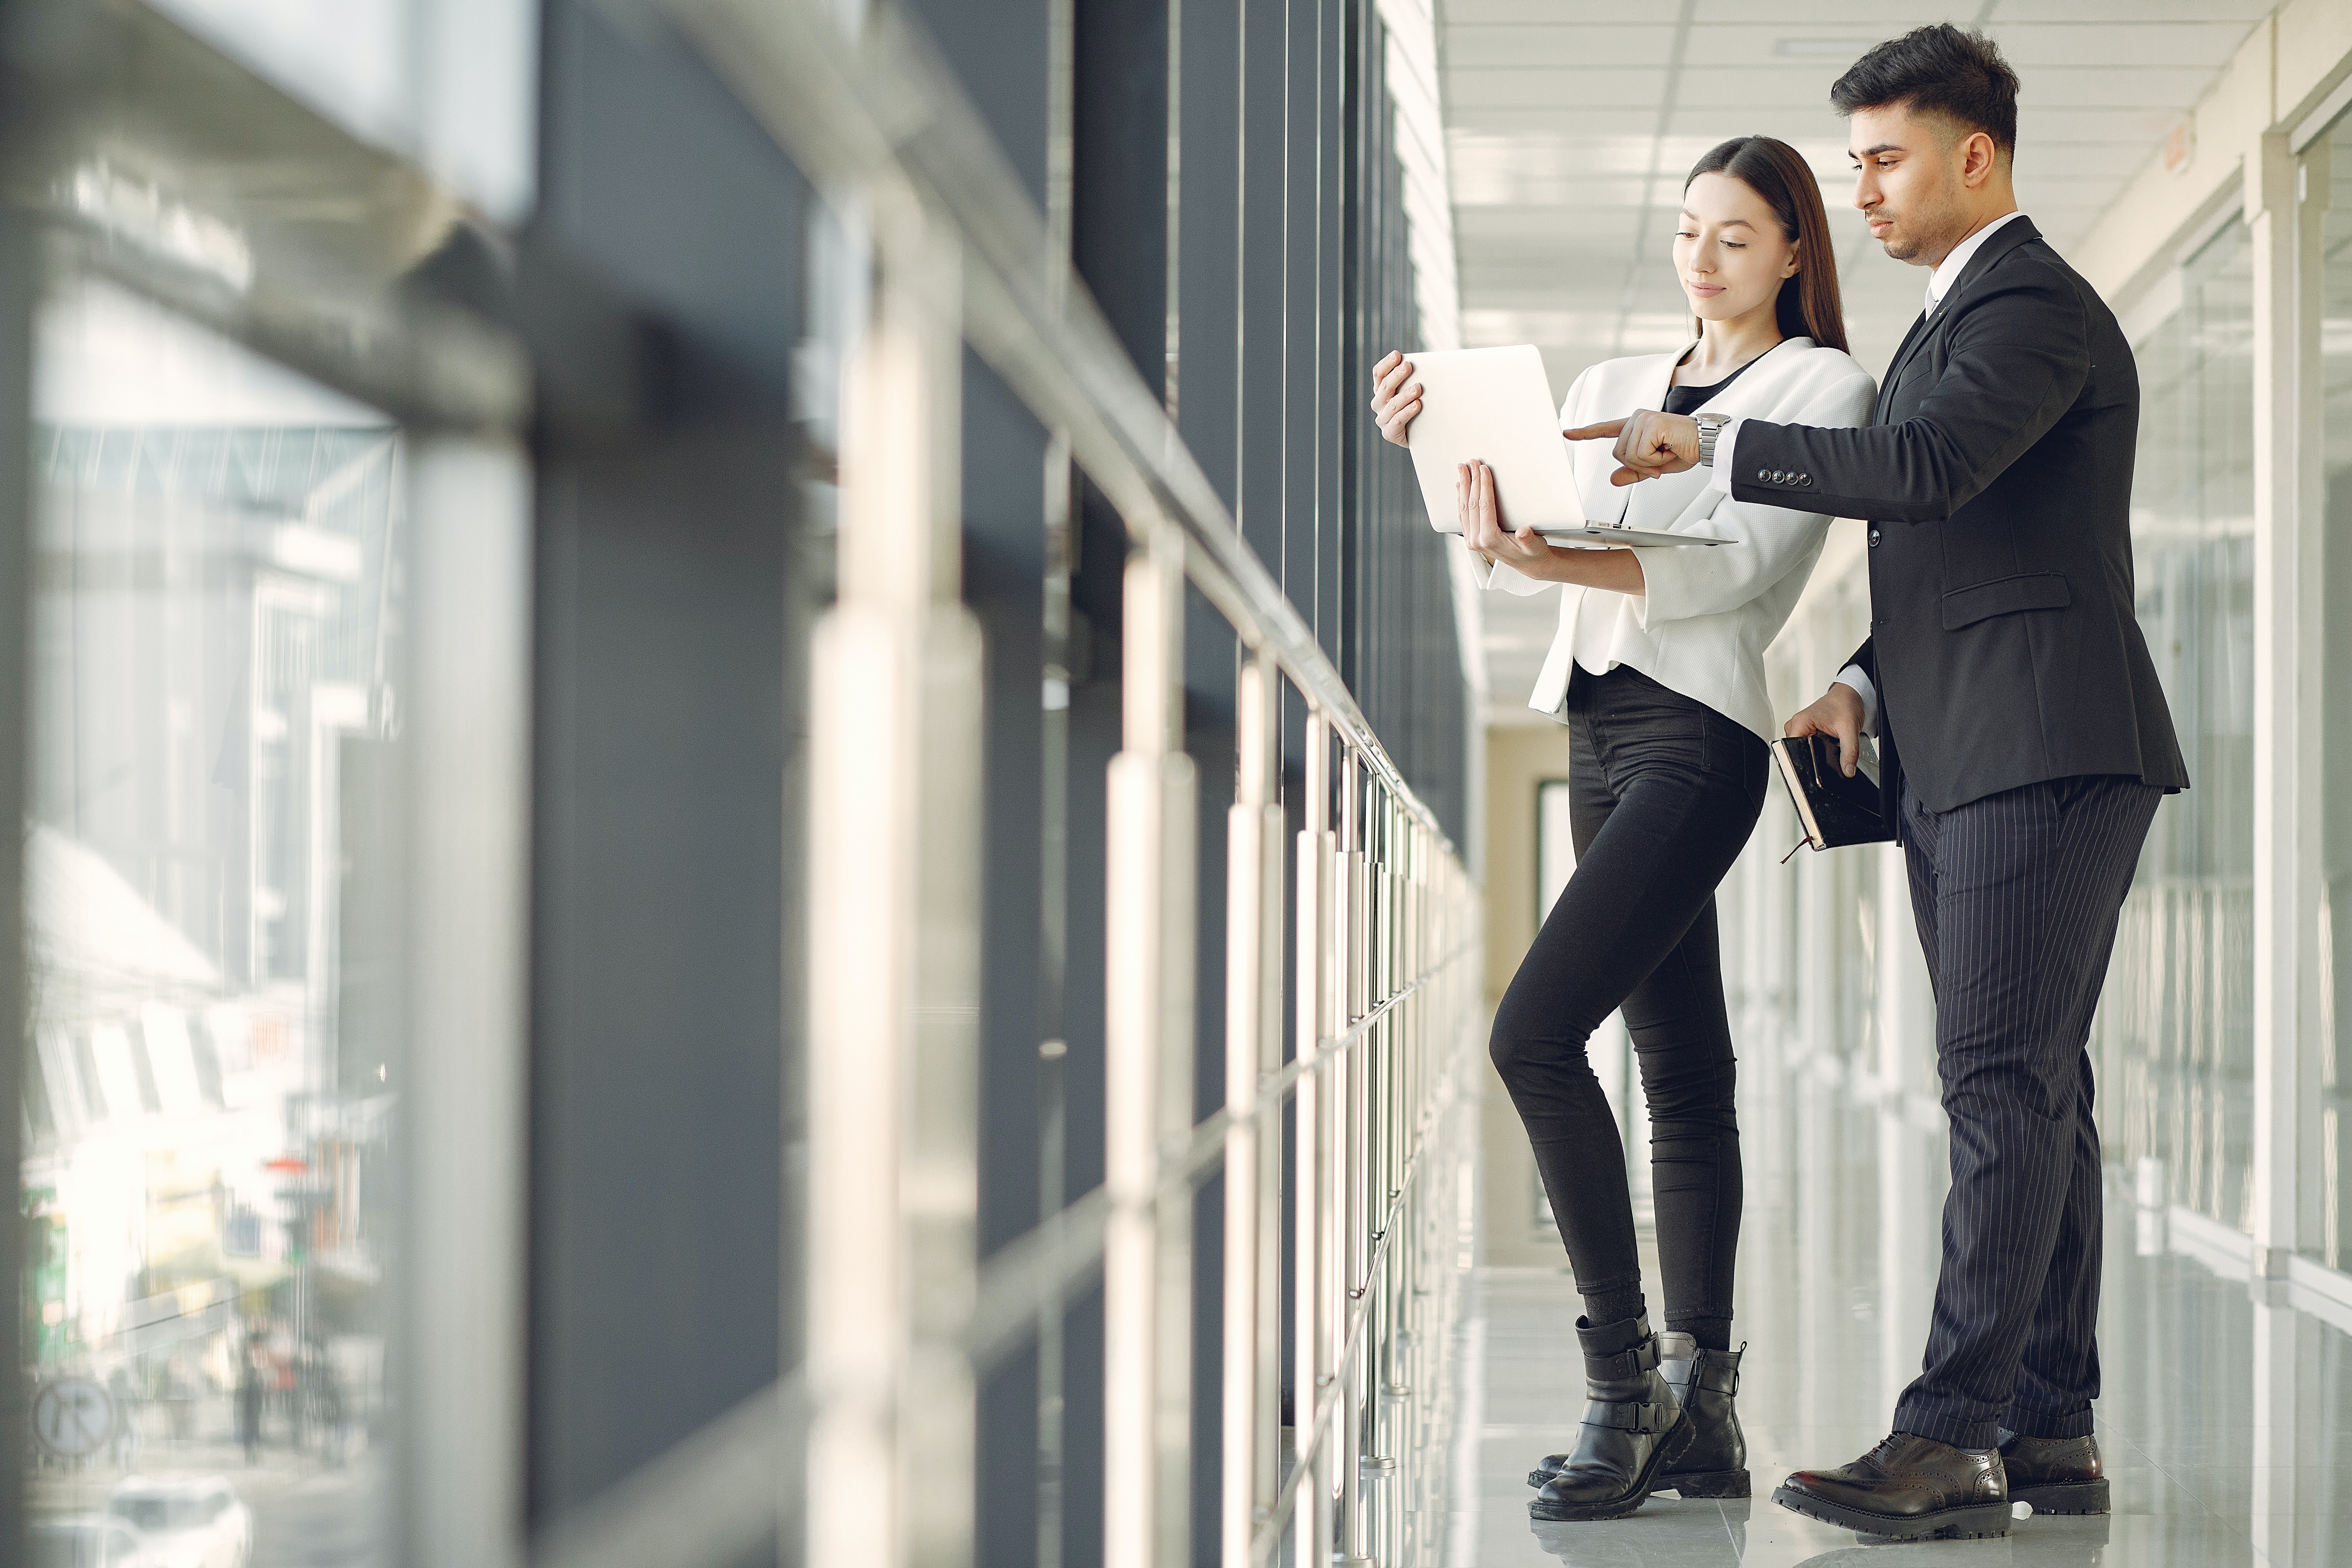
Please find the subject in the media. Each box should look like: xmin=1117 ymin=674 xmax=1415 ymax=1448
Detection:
xmin=1772 ymin=1431 xmax=2011 ymax=1541
xmin=1998 ymin=1429 xmax=2109 ymax=1515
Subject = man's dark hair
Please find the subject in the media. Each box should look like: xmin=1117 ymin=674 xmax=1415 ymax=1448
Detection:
xmin=1831 ymin=24 xmax=2019 ymax=156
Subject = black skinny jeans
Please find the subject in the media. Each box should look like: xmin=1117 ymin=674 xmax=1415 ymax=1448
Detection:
xmin=1490 ymin=665 xmax=1767 ymax=1343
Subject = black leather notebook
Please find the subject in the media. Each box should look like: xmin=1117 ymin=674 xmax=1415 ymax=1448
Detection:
xmin=1771 ymin=734 xmax=1895 ymax=853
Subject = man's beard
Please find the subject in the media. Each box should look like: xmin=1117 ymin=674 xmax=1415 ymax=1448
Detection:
xmin=1879 ymin=226 xmax=1927 ymax=262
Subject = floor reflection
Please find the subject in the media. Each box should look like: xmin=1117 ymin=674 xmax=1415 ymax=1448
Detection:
xmin=1453 ymin=1043 xmax=2352 ymax=1566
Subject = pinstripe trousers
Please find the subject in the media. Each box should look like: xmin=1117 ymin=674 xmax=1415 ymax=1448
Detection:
xmin=1890 ymin=772 xmax=2162 ymax=1452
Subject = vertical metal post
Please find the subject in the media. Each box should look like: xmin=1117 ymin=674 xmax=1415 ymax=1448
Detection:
xmin=2290 ymin=119 xmax=2334 ymax=1271
xmin=1105 ymin=523 xmax=1195 ymax=1568
xmin=1388 ymin=801 xmax=1408 ymax=1550
xmin=1293 ymin=710 xmax=1332 ymax=1568
xmin=1378 ymin=798 xmax=1400 ymax=1441
xmin=0 ymin=196 xmax=32 ymax=1566
xmin=806 ymin=189 xmax=981 ymax=1568
xmin=401 ymin=441 xmax=533 ymax=1568
xmin=1402 ymin=816 xmax=1423 ymax=1557
xmin=1221 ymin=652 xmax=1275 ymax=1567
xmin=2248 ymin=125 xmax=2326 ymax=1274
xmin=1254 ymin=694 xmax=1286 ymax=1533
xmin=1364 ymin=794 xmax=1384 ymax=1518
xmin=2248 ymin=126 xmax=2302 ymax=1276
xmin=1037 ymin=1 xmax=1077 ymax=1558
xmin=1036 ymin=428 xmax=1074 ymax=1568
xmin=1379 ymin=795 xmax=1398 ymax=1231
xmin=1337 ymin=748 xmax=1368 ymax=1567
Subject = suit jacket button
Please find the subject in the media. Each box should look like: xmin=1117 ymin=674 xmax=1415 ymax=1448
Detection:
xmin=1868 ymin=528 xmax=1882 ymax=547
xmin=1771 ymin=470 xmax=1784 ymax=483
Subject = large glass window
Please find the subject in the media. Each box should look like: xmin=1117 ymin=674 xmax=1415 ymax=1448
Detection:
xmin=2094 ymin=217 xmax=2258 ymax=1234
xmin=22 ymin=276 xmax=403 ymax=1560
xmin=2317 ymin=113 xmax=2352 ymax=1269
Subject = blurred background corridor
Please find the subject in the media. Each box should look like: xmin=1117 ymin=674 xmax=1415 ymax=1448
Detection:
xmin=0 ymin=0 xmax=2349 ymax=1564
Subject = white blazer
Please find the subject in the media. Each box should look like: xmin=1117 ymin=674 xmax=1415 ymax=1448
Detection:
xmin=1482 ymin=336 xmax=1877 ymax=742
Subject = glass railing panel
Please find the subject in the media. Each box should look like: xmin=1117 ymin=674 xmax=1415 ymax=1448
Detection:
xmin=2317 ymin=106 xmax=2352 ymax=1271
xmin=23 ymin=275 xmax=404 ymax=1567
xmin=2096 ymin=216 xmax=2258 ymax=1236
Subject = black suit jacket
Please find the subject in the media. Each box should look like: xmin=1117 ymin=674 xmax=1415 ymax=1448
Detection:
xmin=1731 ymin=216 xmax=2187 ymax=813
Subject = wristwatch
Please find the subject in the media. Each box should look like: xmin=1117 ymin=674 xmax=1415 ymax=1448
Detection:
xmin=1694 ymin=411 xmax=1730 ymax=468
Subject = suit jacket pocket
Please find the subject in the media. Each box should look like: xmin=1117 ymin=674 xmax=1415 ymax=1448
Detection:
xmin=1940 ymin=571 xmax=2071 ymax=631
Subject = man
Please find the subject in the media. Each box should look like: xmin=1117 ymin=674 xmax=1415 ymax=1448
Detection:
xmin=1568 ymin=24 xmax=2188 ymax=1544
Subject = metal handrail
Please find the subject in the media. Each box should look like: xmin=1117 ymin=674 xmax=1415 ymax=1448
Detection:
xmin=532 ymin=1376 xmax=810 ymax=1568
xmin=656 ymin=0 xmax=1464 ymax=867
xmin=1251 ymin=1056 xmax=1463 ymax=1568
xmin=960 ymin=940 xmax=1481 ymax=1379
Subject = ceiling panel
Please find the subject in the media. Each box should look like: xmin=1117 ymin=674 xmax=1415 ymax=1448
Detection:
xmin=1675 ymin=65 xmax=1854 ymax=110
xmin=1688 ymin=0 xmax=1975 ymax=23
xmin=1659 ymin=108 xmax=1851 ymax=149
xmin=1680 ymin=27 xmax=1922 ymax=69
xmin=1980 ymin=0 xmax=2270 ymax=21
xmin=1446 ymin=0 xmax=1658 ymax=19
xmin=1457 ymin=204 xmax=1646 ymax=238
xmin=1452 ymin=173 xmax=1660 ymax=208
xmin=1984 ymin=21 xmax=2261 ymax=67
xmin=1462 ymin=309 xmax=1682 ymax=345
xmin=1449 ymin=107 xmax=1703 ymax=138
xmin=1443 ymin=67 xmax=1674 ymax=108
xmin=1457 ymin=272 xmax=1645 ymax=306
xmin=1443 ymin=24 xmax=1679 ymax=68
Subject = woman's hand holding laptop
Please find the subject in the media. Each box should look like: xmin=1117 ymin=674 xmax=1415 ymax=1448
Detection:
xmin=1370 ymin=349 xmax=1421 ymax=447
xmin=1456 ymin=460 xmax=1553 ymax=573
xmin=1367 ymin=348 xmax=1644 ymax=591
xmin=1373 ymin=348 xmax=1542 ymax=565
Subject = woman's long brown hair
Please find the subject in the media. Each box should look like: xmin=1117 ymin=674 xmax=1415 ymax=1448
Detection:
xmin=1684 ymin=136 xmax=1848 ymax=354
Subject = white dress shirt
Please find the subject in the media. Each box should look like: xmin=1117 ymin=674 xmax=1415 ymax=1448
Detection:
xmin=1920 ymin=209 xmax=2028 ymax=314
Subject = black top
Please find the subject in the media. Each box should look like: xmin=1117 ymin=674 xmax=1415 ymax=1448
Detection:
xmin=1661 ymin=356 xmax=1755 ymax=416
xmin=1730 ymin=216 xmax=2187 ymax=814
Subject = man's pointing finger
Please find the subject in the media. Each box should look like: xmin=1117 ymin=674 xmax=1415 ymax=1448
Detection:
xmin=1561 ymin=420 xmax=1626 ymax=442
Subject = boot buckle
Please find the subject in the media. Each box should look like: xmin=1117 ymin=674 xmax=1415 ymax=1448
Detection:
xmin=1583 ymin=1397 xmax=1673 ymax=1435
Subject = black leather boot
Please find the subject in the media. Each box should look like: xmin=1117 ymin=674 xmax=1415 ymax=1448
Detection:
xmin=1998 ymin=1428 xmax=2109 ymax=1515
xmin=1527 ymin=1315 xmax=1695 ymax=1521
xmin=1657 ymin=1337 xmax=1748 ymax=1497
xmin=1773 ymin=1431 xmax=2010 ymax=1541
xmin=1526 ymin=1334 xmax=1748 ymax=1498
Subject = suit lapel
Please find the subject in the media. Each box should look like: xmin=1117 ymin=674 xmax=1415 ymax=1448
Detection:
xmin=1874 ymin=216 xmax=2045 ymax=424
xmin=1875 ymin=310 xmax=1934 ymax=423
xmin=1938 ymin=214 xmax=2041 ymax=315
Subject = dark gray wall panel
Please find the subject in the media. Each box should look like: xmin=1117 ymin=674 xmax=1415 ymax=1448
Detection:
xmin=526 ymin=1 xmax=807 ymax=1536
xmin=529 ymin=417 xmax=792 ymax=1518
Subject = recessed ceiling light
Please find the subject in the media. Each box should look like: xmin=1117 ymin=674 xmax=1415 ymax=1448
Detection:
xmin=1776 ymin=38 xmax=1876 ymax=59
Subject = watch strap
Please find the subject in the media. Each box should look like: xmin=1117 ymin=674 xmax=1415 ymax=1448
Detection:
xmin=1694 ymin=411 xmax=1729 ymax=468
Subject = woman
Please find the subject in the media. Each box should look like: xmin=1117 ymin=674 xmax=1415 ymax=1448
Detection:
xmin=1370 ymin=136 xmax=1876 ymax=1522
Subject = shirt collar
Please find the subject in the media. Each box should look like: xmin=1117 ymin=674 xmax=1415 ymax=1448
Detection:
xmin=1925 ymin=210 xmax=2027 ymax=315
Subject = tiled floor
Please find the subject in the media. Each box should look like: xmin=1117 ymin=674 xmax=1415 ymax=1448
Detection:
xmin=1449 ymin=1055 xmax=2352 ymax=1566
